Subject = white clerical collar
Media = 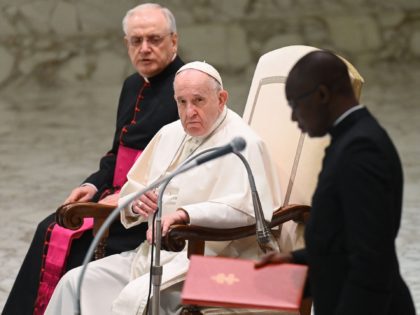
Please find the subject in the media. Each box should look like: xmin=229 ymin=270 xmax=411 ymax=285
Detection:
xmin=186 ymin=106 xmax=227 ymax=145
xmin=333 ymin=104 xmax=364 ymax=127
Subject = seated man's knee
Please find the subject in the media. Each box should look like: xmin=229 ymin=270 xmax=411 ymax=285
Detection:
xmin=57 ymin=266 xmax=81 ymax=291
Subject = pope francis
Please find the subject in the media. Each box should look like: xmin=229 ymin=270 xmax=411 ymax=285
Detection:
xmin=45 ymin=61 xmax=282 ymax=315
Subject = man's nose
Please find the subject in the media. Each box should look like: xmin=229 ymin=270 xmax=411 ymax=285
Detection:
xmin=185 ymin=103 xmax=197 ymax=116
xmin=290 ymin=109 xmax=297 ymax=122
xmin=139 ymin=40 xmax=152 ymax=52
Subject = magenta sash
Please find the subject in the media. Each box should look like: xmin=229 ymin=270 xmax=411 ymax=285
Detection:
xmin=34 ymin=145 xmax=142 ymax=314
xmin=113 ymin=145 xmax=143 ymax=189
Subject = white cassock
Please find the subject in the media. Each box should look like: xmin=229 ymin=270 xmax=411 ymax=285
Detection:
xmin=45 ymin=107 xmax=296 ymax=315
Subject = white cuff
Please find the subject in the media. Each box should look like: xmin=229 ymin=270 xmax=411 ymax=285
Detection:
xmin=81 ymin=183 xmax=98 ymax=192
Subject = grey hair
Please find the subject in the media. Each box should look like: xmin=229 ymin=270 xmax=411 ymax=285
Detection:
xmin=122 ymin=3 xmax=177 ymax=35
xmin=210 ymin=77 xmax=223 ymax=92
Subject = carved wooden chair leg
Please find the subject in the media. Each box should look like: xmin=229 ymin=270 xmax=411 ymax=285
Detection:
xmin=180 ymin=306 xmax=203 ymax=315
xmin=93 ymin=217 xmax=109 ymax=260
xmin=300 ymin=297 xmax=312 ymax=315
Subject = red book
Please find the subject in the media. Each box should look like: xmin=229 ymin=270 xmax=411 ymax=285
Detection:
xmin=182 ymin=255 xmax=308 ymax=311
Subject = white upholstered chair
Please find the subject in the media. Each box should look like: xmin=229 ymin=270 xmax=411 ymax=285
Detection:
xmin=168 ymin=45 xmax=364 ymax=315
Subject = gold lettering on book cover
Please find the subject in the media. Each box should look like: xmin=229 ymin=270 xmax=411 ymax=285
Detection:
xmin=211 ymin=273 xmax=240 ymax=285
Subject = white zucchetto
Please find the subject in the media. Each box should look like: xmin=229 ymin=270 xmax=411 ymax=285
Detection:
xmin=176 ymin=61 xmax=223 ymax=88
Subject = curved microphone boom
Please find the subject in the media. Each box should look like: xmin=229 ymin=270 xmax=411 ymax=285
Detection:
xmin=150 ymin=137 xmax=246 ymax=315
xmin=193 ymin=137 xmax=246 ymax=166
xmin=233 ymin=151 xmax=280 ymax=253
xmin=150 ymin=136 xmax=279 ymax=314
xmin=75 ymin=137 xmax=247 ymax=315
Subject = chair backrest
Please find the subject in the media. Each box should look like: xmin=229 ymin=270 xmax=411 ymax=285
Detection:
xmin=243 ymin=45 xmax=363 ymax=207
xmin=242 ymin=45 xmax=364 ymax=252
xmin=178 ymin=47 xmax=363 ymax=314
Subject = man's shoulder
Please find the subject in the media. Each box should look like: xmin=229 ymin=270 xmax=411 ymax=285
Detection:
xmin=225 ymin=109 xmax=263 ymax=145
xmin=123 ymin=72 xmax=142 ymax=86
xmin=150 ymin=120 xmax=184 ymax=150
xmin=342 ymin=110 xmax=389 ymax=147
xmin=333 ymin=110 xmax=400 ymax=167
xmin=159 ymin=119 xmax=183 ymax=134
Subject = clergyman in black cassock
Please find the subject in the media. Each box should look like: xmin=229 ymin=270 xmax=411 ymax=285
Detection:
xmin=2 ymin=4 xmax=184 ymax=314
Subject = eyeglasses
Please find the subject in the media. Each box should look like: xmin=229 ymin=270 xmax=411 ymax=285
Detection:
xmin=287 ymin=85 xmax=319 ymax=109
xmin=127 ymin=33 xmax=172 ymax=47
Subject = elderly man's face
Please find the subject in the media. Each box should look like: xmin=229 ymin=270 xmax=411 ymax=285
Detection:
xmin=174 ymin=70 xmax=227 ymax=137
xmin=125 ymin=8 xmax=177 ymax=78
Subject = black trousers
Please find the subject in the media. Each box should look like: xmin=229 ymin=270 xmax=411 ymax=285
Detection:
xmin=2 ymin=212 xmax=147 ymax=315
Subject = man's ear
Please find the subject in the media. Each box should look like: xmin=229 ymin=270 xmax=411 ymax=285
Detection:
xmin=171 ymin=33 xmax=178 ymax=54
xmin=124 ymin=36 xmax=129 ymax=49
xmin=218 ymin=90 xmax=228 ymax=110
xmin=318 ymin=85 xmax=330 ymax=104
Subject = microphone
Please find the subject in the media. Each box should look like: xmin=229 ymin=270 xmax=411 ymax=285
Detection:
xmin=177 ymin=137 xmax=279 ymax=254
xmin=194 ymin=137 xmax=246 ymax=166
xmin=150 ymin=138 xmax=246 ymax=315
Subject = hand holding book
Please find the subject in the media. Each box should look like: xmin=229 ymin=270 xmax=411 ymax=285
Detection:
xmin=254 ymin=251 xmax=294 ymax=269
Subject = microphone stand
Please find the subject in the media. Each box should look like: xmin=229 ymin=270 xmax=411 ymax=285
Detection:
xmin=150 ymin=148 xmax=279 ymax=314
xmin=233 ymin=152 xmax=280 ymax=253
xmin=151 ymin=148 xmax=217 ymax=315
xmin=151 ymin=178 xmax=169 ymax=315
xmin=151 ymin=147 xmax=280 ymax=315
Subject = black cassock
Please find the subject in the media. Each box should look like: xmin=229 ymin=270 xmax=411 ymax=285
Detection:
xmin=292 ymin=108 xmax=416 ymax=315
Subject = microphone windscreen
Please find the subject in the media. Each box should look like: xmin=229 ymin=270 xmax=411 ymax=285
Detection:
xmin=231 ymin=137 xmax=246 ymax=153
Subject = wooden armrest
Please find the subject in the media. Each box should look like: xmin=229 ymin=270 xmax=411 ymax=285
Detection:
xmin=56 ymin=202 xmax=115 ymax=230
xmin=55 ymin=202 xmax=116 ymax=260
xmin=162 ymin=204 xmax=310 ymax=255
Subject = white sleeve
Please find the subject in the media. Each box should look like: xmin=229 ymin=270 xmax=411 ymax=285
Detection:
xmin=182 ymin=202 xmax=255 ymax=228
